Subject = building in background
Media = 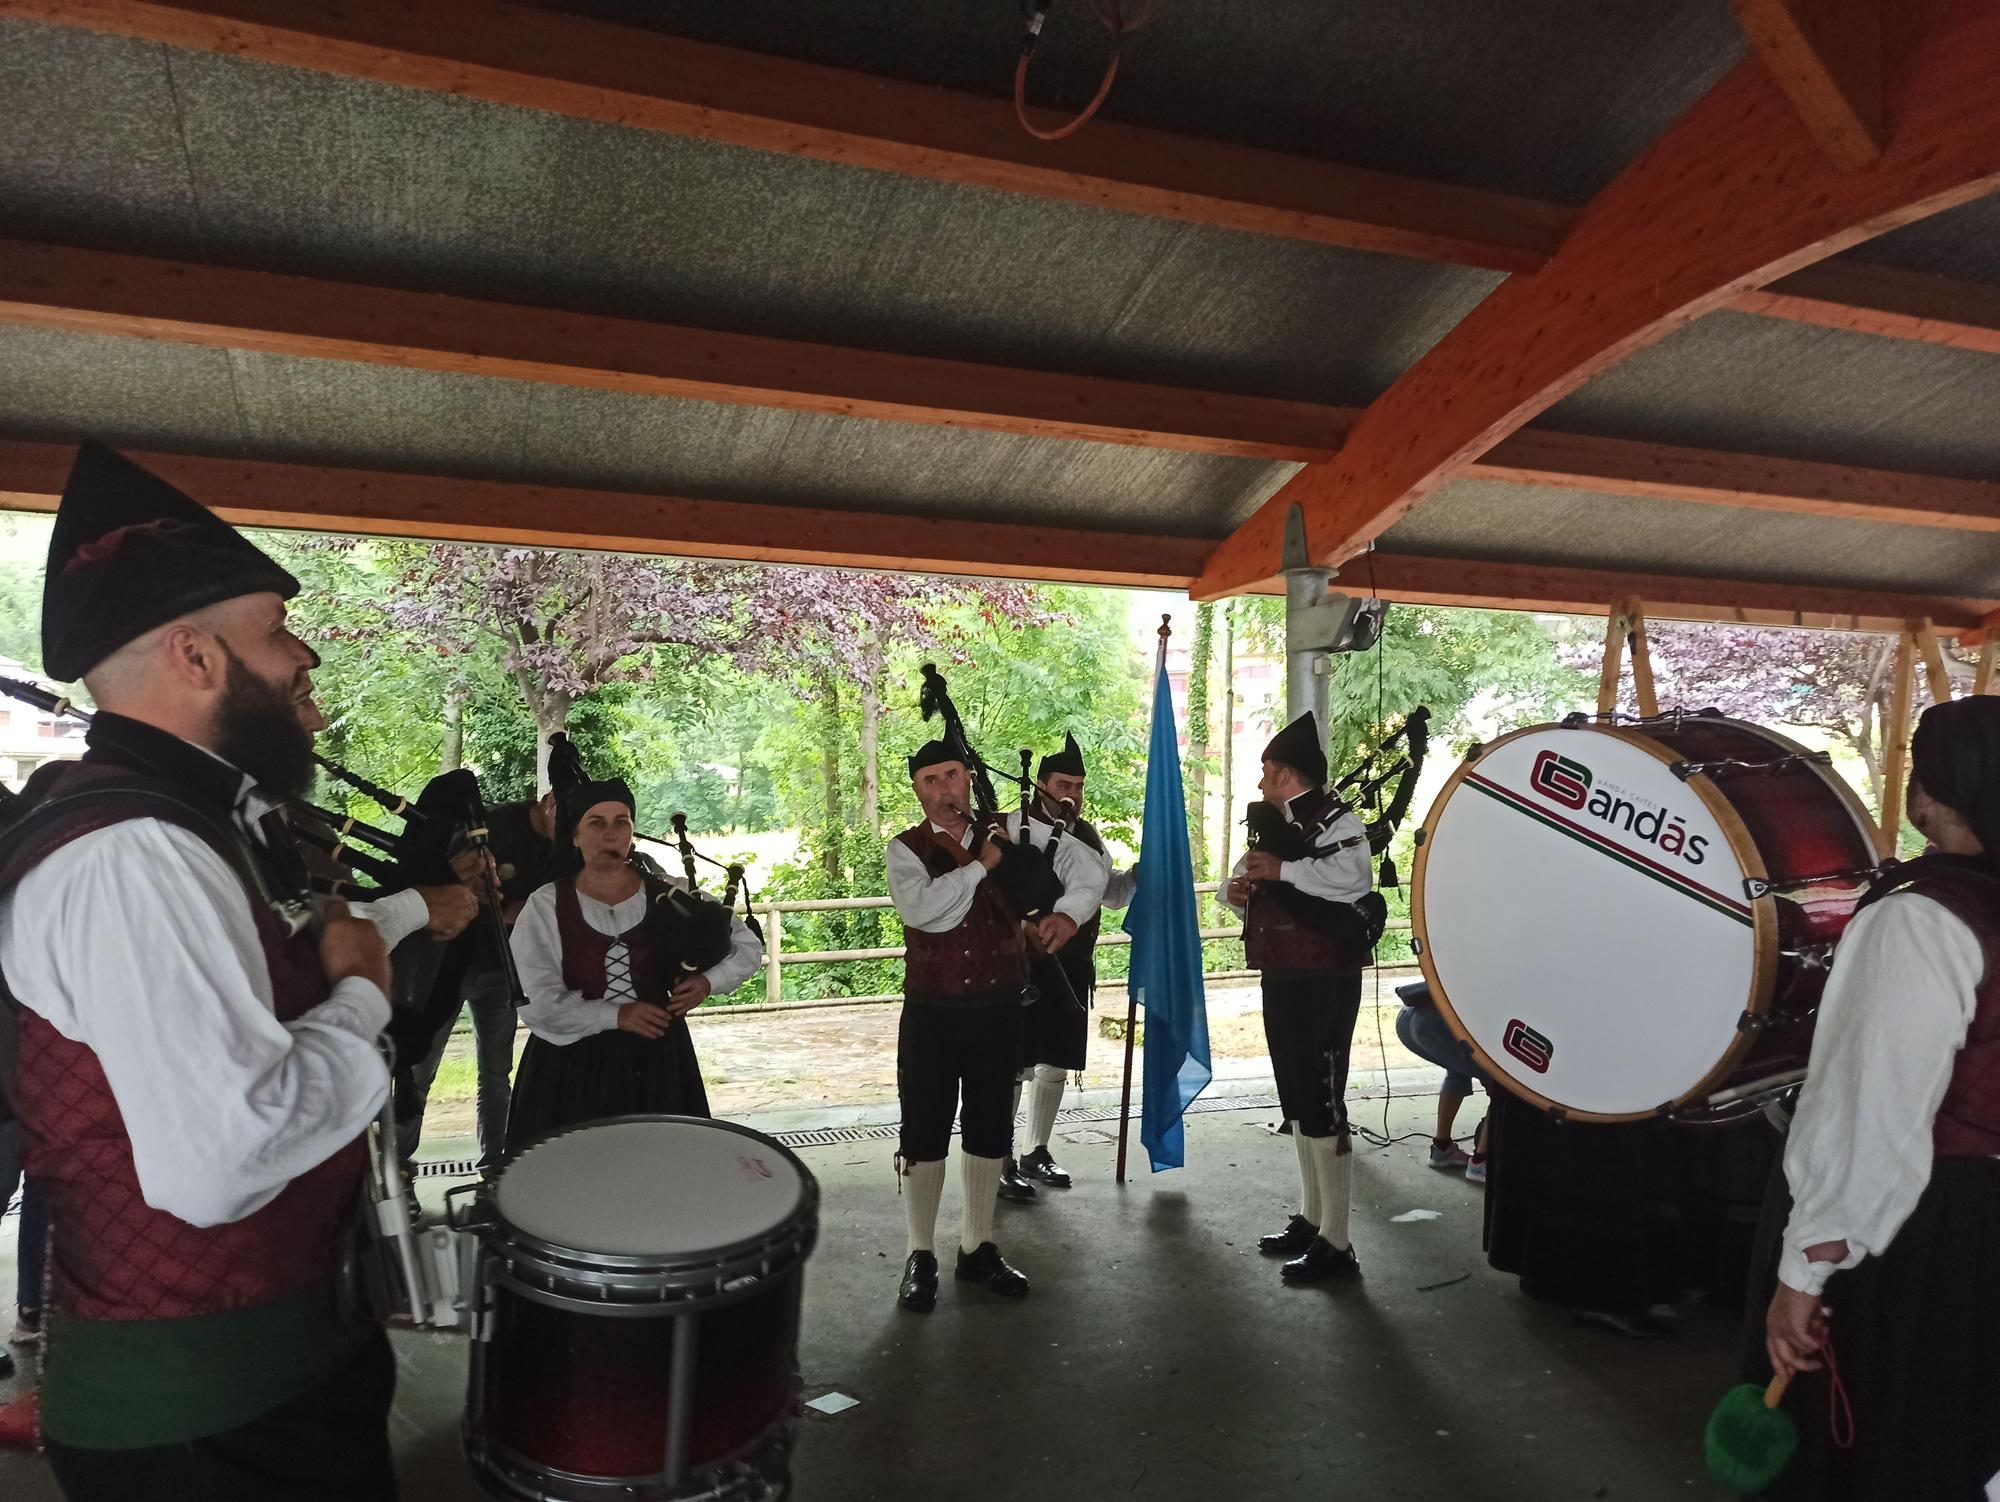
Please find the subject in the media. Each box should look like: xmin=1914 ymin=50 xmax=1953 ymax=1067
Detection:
xmin=0 ymin=656 xmax=86 ymax=789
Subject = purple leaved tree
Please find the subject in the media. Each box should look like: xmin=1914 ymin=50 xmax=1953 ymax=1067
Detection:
xmin=1589 ymin=623 xmax=1971 ymax=813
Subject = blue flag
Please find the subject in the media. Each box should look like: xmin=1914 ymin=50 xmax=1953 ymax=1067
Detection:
xmin=1122 ymin=658 xmax=1212 ymax=1171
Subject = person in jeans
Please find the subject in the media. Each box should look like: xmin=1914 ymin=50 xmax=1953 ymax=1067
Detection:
xmin=1394 ymin=981 xmax=1489 ymax=1182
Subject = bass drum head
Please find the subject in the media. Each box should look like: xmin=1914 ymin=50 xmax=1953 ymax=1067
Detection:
xmin=495 ymin=1115 xmax=808 ymax=1262
xmin=1412 ymin=723 xmax=1776 ymax=1121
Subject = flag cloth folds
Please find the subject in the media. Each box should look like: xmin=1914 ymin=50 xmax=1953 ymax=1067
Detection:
xmin=1122 ymin=657 xmax=1212 ymax=1171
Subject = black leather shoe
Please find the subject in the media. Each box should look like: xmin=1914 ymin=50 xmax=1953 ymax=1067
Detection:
xmin=897 ymin=1250 xmax=939 ymax=1312
xmin=998 ymin=1158 xmax=1039 ymax=1202
xmin=955 ymin=1242 xmax=1031 ymax=1298
xmin=1281 ymin=1236 xmax=1362 ymax=1283
xmin=1258 ymin=1214 xmax=1319 ymax=1256
xmin=1019 ymin=1145 xmax=1072 ymax=1188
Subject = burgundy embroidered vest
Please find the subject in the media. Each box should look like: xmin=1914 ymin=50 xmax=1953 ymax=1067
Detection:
xmin=895 ymin=824 xmax=1027 ymax=1003
xmin=1895 ymin=868 xmax=2000 ymax=1159
xmin=554 ymin=878 xmax=665 ymax=1001
xmin=1244 ymin=788 xmax=1369 ymax=976
xmin=9 ymin=786 xmax=365 ymax=1322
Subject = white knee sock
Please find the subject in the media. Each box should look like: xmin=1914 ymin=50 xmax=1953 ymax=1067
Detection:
xmin=1009 ymin=1080 xmax=1025 ymax=1157
xmin=1028 ymin=1063 xmax=1067 ymax=1150
xmin=1307 ymin=1133 xmax=1353 ymax=1250
xmin=902 ymin=1158 xmax=947 ymax=1255
xmin=1291 ymin=1123 xmax=1321 ymax=1227
xmin=960 ymin=1153 xmax=1004 ymax=1253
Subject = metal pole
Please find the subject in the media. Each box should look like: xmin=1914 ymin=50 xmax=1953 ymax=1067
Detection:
xmin=1114 ymin=985 xmax=1139 ymax=1182
xmin=1281 ymin=505 xmax=1343 ymax=753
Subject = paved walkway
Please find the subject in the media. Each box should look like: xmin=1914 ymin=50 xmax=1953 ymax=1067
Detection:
xmin=420 ymin=969 xmax=1440 ymax=1136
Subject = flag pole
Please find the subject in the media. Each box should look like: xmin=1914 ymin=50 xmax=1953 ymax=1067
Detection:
xmin=1116 ymin=613 xmax=1173 ymax=1185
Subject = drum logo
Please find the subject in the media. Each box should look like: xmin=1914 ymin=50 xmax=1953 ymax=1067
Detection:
xmin=1529 ymin=750 xmax=1592 ymax=809
xmin=739 ymin=1154 xmax=774 ymax=1180
xmin=1503 ymin=1018 xmax=1554 ymax=1074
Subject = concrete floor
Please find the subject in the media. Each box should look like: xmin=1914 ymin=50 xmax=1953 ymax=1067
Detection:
xmin=1 ymin=1095 xmax=1738 ymax=1501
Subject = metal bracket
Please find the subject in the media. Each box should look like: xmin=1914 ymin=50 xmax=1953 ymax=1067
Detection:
xmin=1672 ymin=750 xmax=1832 ymax=783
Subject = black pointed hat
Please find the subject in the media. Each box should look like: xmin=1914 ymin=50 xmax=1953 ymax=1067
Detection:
xmin=1038 ymin=731 xmax=1086 ymax=782
xmin=906 ymin=740 xmax=962 ymax=778
xmin=42 ymin=443 xmax=300 ymax=681
xmin=1262 ymin=711 xmax=1327 ymax=785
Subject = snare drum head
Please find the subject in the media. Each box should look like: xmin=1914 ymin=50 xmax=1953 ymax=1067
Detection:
xmin=1414 ymin=724 xmax=1774 ymax=1120
xmin=496 ymin=1116 xmax=808 ymax=1259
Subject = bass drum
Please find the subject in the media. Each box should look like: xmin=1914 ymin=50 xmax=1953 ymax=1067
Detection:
xmin=1411 ymin=714 xmax=1877 ymax=1123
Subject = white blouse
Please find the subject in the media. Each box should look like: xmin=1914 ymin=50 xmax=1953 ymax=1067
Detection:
xmin=510 ymin=879 xmax=763 ymax=1044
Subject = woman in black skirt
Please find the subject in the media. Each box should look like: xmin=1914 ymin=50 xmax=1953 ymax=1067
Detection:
xmin=1765 ymin=698 xmax=2000 ymax=1501
xmin=504 ymin=779 xmax=761 ymax=1153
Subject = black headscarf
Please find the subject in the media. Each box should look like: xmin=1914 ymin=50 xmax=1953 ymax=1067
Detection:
xmin=1910 ymin=697 xmax=2000 ymax=866
xmin=906 ymin=740 xmax=961 ymax=778
xmin=558 ymin=778 xmax=636 ymax=853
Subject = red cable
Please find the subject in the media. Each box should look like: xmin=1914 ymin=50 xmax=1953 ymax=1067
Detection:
xmin=1823 ymin=1337 xmax=1856 ymax=1450
xmin=1014 ymin=0 xmax=1156 ymax=142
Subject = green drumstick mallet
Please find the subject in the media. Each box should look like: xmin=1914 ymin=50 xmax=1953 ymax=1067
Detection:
xmin=1704 ymin=1371 xmax=1798 ymax=1495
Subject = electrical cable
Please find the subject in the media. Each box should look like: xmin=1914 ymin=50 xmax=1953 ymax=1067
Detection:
xmin=1014 ymin=0 xmax=1157 ymax=141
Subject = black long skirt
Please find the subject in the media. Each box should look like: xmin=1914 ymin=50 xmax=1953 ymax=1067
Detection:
xmin=1776 ymin=1156 xmax=2000 ymax=1502
xmin=504 ymin=1023 xmax=711 ymax=1156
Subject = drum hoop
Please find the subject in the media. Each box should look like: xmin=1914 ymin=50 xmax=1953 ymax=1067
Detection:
xmin=490 ymin=1114 xmax=821 ymax=1274
xmin=488 ymin=1232 xmax=814 ymax=1315
xmin=465 ymin=1383 xmax=799 ymax=1501
xmin=1412 ymin=717 xmax=1825 ymax=1124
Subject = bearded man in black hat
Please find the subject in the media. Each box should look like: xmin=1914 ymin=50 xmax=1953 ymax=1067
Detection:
xmin=996 ymin=732 xmax=1109 ymax=1195
xmin=504 ymin=780 xmax=761 ymax=1153
xmin=1763 ymin=697 xmax=2000 ymax=1500
xmin=0 ymin=444 xmax=406 ymax=1499
xmin=883 ymin=741 xmax=1033 ymax=1312
xmin=1224 ymin=710 xmax=1375 ymax=1284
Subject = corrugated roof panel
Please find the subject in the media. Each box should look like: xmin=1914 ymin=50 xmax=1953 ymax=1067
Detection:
xmin=1383 ymin=478 xmax=2000 ymax=598
xmin=1545 ymin=312 xmax=2000 ymax=483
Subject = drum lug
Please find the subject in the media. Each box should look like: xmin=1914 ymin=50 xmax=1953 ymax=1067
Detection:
xmin=1410 ymin=935 xmax=1423 ymax=956
xmin=1782 ymin=943 xmax=1837 ymax=972
xmin=1735 ymin=1009 xmax=1766 ymax=1034
xmin=1671 ymin=750 xmax=1832 ymax=782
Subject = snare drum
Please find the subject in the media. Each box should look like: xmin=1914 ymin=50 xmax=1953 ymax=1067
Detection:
xmin=462 ymin=1115 xmax=819 ymax=1501
xmin=1412 ymin=715 xmax=1878 ymax=1122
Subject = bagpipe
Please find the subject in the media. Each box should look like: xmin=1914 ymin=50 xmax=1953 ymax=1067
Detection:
xmin=544 ymin=734 xmax=739 ymax=982
xmin=917 ymin=664 xmax=1084 ymax=1010
xmin=1242 ymin=706 xmax=1431 ymax=953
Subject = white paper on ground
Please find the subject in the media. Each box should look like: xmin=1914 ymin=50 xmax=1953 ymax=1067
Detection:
xmin=806 ymin=1392 xmax=861 ymax=1416
xmin=1390 ymin=1209 xmax=1442 ymax=1223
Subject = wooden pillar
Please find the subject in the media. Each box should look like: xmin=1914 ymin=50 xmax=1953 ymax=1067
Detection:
xmin=1627 ymin=599 xmax=1660 ymax=719
xmin=1877 ymin=628 xmax=1917 ymax=858
xmin=1917 ymin=618 xmax=1954 ymax=705
xmin=1596 ymin=600 xmax=1631 ymax=717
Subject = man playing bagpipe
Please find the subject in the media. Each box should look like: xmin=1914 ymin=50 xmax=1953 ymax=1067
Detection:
xmin=505 ymin=777 xmax=761 ymax=1153
xmin=998 ymin=732 xmax=1110 ymax=1195
xmin=1225 ymin=711 xmax=1385 ymax=1284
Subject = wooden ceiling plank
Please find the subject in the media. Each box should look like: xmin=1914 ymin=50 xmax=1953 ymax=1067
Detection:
xmin=1733 ymin=0 xmax=1884 ymax=170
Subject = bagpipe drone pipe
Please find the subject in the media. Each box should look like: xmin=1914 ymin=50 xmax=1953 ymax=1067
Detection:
xmin=1240 ymin=706 xmax=1431 ymax=954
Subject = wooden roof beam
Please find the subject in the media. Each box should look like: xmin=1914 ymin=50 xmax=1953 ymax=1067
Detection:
xmin=0 ymin=239 xmax=1346 ymax=464
xmin=10 ymin=240 xmax=2000 ymax=529
xmin=1734 ymin=260 xmax=2000 ymax=357
xmin=1734 ymin=0 xmax=1885 ymax=169
xmin=1356 ymin=552 xmax=1996 ymax=635
xmin=0 ymin=440 xmax=1984 ymax=633
xmin=7 ymin=4 xmax=1991 ymax=357
xmin=0 ymin=0 xmax=1563 ymax=274
xmin=0 ymin=440 xmax=1212 ymax=590
xmin=1193 ymin=0 xmax=2000 ymax=601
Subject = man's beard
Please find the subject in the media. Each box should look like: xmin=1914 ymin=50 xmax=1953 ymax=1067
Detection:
xmin=210 ymin=639 xmax=315 ymax=800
